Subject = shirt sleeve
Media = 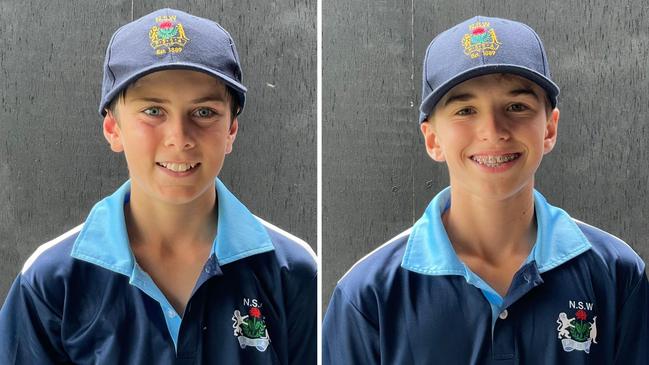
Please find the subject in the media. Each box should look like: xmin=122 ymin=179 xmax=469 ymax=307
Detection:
xmin=322 ymin=285 xmax=380 ymax=365
xmin=614 ymin=270 xmax=649 ymax=364
xmin=0 ymin=275 xmax=69 ymax=364
xmin=287 ymin=273 xmax=317 ymax=365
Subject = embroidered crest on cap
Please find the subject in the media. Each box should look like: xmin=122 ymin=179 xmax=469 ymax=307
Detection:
xmin=232 ymin=298 xmax=271 ymax=352
xmin=462 ymin=21 xmax=500 ymax=58
xmin=149 ymin=15 xmax=189 ymax=56
xmin=555 ymin=300 xmax=598 ymax=353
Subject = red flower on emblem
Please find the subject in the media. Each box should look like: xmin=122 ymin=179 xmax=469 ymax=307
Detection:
xmin=472 ymin=27 xmax=486 ymax=35
xmin=159 ymin=20 xmax=173 ymax=29
xmin=575 ymin=309 xmax=587 ymax=321
xmin=249 ymin=307 xmax=261 ymax=318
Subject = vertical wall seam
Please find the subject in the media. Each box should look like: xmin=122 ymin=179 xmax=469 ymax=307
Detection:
xmin=410 ymin=0 xmax=416 ymax=224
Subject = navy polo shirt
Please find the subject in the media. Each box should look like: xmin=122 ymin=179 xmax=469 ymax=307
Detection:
xmin=323 ymin=187 xmax=648 ymax=364
xmin=0 ymin=179 xmax=317 ymax=364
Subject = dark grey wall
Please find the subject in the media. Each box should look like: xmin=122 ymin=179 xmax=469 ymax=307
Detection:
xmin=324 ymin=0 xmax=649 ymax=308
xmin=0 ymin=0 xmax=315 ymax=303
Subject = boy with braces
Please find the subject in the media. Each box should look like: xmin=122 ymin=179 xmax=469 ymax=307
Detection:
xmin=323 ymin=16 xmax=647 ymax=364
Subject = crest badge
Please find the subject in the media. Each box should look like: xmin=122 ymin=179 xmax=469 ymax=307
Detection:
xmin=462 ymin=21 xmax=500 ymax=58
xmin=149 ymin=15 xmax=189 ymax=56
xmin=232 ymin=298 xmax=270 ymax=352
xmin=556 ymin=300 xmax=598 ymax=353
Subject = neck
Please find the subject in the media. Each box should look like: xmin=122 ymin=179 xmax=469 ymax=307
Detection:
xmin=443 ymin=184 xmax=537 ymax=264
xmin=126 ymin=183 xmax=217 ymax=252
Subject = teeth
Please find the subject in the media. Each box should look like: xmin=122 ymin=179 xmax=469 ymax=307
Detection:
xmin=158 ymin=162 xmax=198 ymax=172
xmin=472 ymin=154 xmax=519 ymax=167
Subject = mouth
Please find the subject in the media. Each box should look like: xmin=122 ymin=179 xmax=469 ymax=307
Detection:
xmin=156 ymin=162 xmax=201 ymax=173
xmin=470 ymin=153 xmax=521 ymax=168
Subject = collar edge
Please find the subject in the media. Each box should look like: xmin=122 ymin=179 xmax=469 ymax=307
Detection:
xmin=217 ymin=244 xmax=275 ymax=266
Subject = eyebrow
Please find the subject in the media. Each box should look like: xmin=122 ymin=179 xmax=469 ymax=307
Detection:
xmin=131 ymin=97 xmax=170 ymax=104
xmin=442 ymin=93 xmax=475 ymax=107
xmin=129 ymin=94 xmax=227 ymax=104
xmin=190 ymin=94 xmax=227 ymax=103
xmin=509 ymin=87 xmax=540 ymax=100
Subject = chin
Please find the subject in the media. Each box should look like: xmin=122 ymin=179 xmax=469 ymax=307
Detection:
xmin=155 ymin=183 xmax=215 ymax=205
xmin=475 ymin=180 xmax=534 ymax=201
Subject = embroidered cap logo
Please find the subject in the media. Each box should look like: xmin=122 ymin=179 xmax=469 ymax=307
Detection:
xmin=462 ymin=21 xmax=500 ymax=58
xmin=149 ymin=15 xmax=189 ymax=56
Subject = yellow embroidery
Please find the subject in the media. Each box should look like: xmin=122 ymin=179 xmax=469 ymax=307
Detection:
xmin=149 ymin=16 xmax=189 ymax=56
xmin=469 ymin=21 xmax=490 ymax=31
xmin=155 ymin=15 xmax=177 ymax=23
xmin=462 ymin=21 xmax=500 ymax=59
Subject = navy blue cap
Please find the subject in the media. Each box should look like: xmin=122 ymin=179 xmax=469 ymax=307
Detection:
xmin=419 ymin=16 xmax=559 ymax=123
xmin=99 ymin=8 xmax=246 ymax=117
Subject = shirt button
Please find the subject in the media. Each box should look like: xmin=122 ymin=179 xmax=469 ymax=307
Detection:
xmin=523 ymin=272 xmax=532 ymax=283
xmin=166 ymin=308 xmax=177 ymax=318
xmin=499 ymin=309 xmax=509 ymax=320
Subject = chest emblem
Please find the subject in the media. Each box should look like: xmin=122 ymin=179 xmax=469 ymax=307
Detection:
xmin=556 ymin=301 xmax=598 ymax=353
xmin=232 ymin=298 xmax=270 ymax=352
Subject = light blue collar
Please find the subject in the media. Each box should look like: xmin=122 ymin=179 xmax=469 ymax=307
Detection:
xmin=401 ymin=187 xmax=592 ymax=277
xmin=71 ymin=178 xmax=275 ymax=275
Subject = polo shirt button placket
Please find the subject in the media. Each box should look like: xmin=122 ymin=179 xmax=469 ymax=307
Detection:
xmin=204 ymin=257 xmax=214 ymax=274
xmin=492 ymin=307 xmax=515 ymax=362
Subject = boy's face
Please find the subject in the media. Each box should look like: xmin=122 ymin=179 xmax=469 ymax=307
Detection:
xmin=420 ymin=73 xmax=559 ymax=200
xmin=103 ymin=69 xmax=238 ymax=206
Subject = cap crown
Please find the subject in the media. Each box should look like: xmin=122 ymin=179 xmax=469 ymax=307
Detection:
xmin=100 ymin=8 xmax=246 ymax=116
xmin=419 ymin=16 xmax=558 ymax=123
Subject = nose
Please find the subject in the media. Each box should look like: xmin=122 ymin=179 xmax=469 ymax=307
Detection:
xmin=164 ymin=114 xmax=195 ymax=150
xmin=477 ymin=111 xmax=510 ymax=142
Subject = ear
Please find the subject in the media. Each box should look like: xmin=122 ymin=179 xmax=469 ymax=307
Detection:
xmin=543 ymin=108 xmax=560 ymax=154
xmin=420 ymin=121 xmax=445 ymax=162
xmin=103 ymin=111 xmax=124 ymax=153
xmin=225 ymin=118 xmax=238 ymax=154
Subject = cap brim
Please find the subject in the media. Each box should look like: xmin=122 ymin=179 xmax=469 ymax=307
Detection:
xmin=99 ymin=62 xmax=247 ymax=116
xmin=419 ymin=64 xmax=560 ymax=123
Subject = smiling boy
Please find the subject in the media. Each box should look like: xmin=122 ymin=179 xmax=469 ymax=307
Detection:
xmin=0 ymin=9 xmax=316 ymax=364
xmin=323 ymin=16 xmax=647 ymax=364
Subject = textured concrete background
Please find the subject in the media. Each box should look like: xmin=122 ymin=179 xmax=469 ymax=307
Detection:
xmin=0 ymin=0 xmax=315 ymax=303
xmin=324 ymin=0 xmax=649 ymax=308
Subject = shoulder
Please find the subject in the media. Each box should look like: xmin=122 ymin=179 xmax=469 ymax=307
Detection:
xmin=21 ymin=224 xmax=83 ymax=279
xmin=335 ymin=228 xmax=411 ymax=305
xmin=17 ymin=224 xmax=84 ymax=305
xmin=324 ymin=228 xmax=411 ymax=330
xmin=256 ymin=217 xmax=317 ymax=279
xmin=573 ymin=219 xmax=646 ymax=292
xmin=574 ymin=219 xmax=646 ymax=273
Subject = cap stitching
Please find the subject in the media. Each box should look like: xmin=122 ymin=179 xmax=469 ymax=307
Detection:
xmin=105 ymin=26 xmax=127 ymax=92
xmin=100 ymin=24 xmax=128 ymax=114
xmin=423 ymin=41 xmax=433 ymax=92
xmin=520 ymin=22 xmax=548 ymax=76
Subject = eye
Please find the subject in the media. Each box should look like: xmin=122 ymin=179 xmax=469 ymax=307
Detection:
xmin=456 ymin=107 xmax=475 ymax=116
xmin=193 ymin=107 xmax=217 ymax=118
xmin=507 ymin=103 xmax=529 ymax=112
xmin=143 ymin=107 xmax=163 ymax=116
